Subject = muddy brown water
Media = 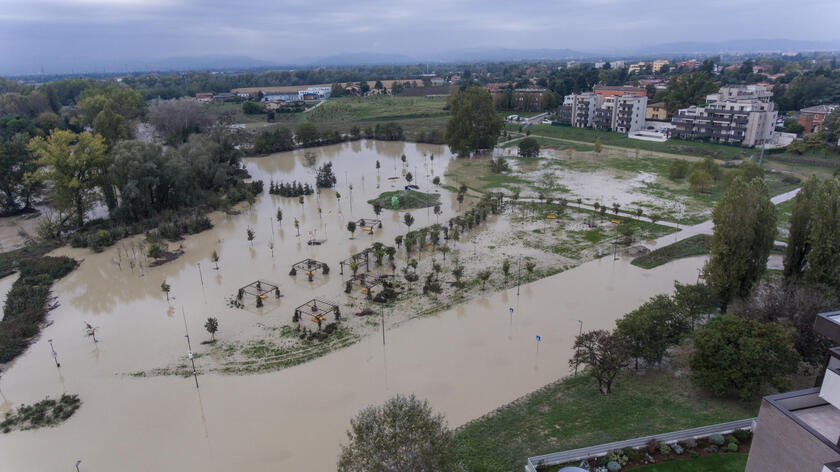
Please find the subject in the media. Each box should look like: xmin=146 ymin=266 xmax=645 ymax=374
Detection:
xmin=0 ymin=141 xmax=706 ymax=471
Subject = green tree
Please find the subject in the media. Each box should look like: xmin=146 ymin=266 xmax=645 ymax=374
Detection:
xmin=517 ymin=137 xmax=540 ymax=157
xmin=338 ymin=394 xmax=455 ymax=472
xmin=668 ymin=159 xmax=690 ymax=179
xmin=593 ymin=138 xmax=602 ymax=153
xmin=663 ymin=72 xmax=719 ymax=114
xmin=477 ymin=270 xmax=491 ymax=289
xmin=204 ymin=317 xmax=219 ymax=341
xmin=688 ymin=169 xmax=713 ymax=193
xmin=296 ymin=123 xmax=320 ymax=146
xmin=347 ymin=220 xmax=356 ymax=239
xmin=706 ymin=177 xmax=776 ymax=309
xmin=804 ymin=178 xmax=840 ymax=290
xmin=783 ymin=176 xmax=819 ymax=279
xmin=403 ymin=212 xmax=414 ymax=230
xmin=445 ymin=85 xmax=503 ymax=155
xmin=28 ymin=130 xmax=109 ymax=227
xmin=569 ymin=329 xmax=631 ymax=395
xmin=690 ymin=314 xmax=799 ymax=400
xmin=616 ymin=295 xmax=688 ymax=369
xmin=92 ymin=103 xmax=130 ymax=148
xmin=0 ymin=132 xmax=41 ymax=213
xmin=672 ymin=281 xmax=719 ymax=331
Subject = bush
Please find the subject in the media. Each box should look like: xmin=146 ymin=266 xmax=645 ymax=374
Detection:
xmin=688 ymin=450 xmax=699 ymax=459
xmin=704 ymin=445 xmax=719 ymax=454
xmin=724 ymin=434 xmax=738 ymax=445
xmin=681 ymin=438 xmax=697 ymax=449
xmin=732 ymin=429 xmax=752 ymax=444
xmin=669 ymin=160 xmax=690 ymax=179
xmin=622 ymin=447 xmax=640 ymax=462
xmin=606 ymin=461 xmax=621 ymax=472
xmin=671 ymin=444 xmax=684 ymax=455
xmin=708 ymin=433 xmax=725 ymax=446
xmin=659 ymin=443 xmax=671 ymax=455
xmin=726 ymin=442 xmax=738 ymax=452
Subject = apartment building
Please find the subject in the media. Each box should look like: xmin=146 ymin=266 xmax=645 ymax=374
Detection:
xmin=671 ymin=85 xmax=777 ymax=147
xmin=558 ymin=91 xmax=647 ymax=133
xmin=652 ymin=59 xmax=670 ymax=73
xmin=593 ymin=85 xmax=646 ymax=98
xmin=746 ymin=311 xmax=840 ymax=472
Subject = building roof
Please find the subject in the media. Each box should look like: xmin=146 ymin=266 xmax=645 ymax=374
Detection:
xmin=594 ymin=85 xmax=645 ymax=93
xmin=648 ymin=102 xmax=665 ymax=107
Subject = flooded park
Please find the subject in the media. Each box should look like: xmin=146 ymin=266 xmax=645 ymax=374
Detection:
xmin=0 ymin=140 xmax=708 ymax=470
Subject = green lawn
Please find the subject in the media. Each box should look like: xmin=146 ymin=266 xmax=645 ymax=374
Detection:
xmin=631 ymin=234 xmax=712 ymax=269
xmin=630 ymin=454 xmax=747 ymax=472
xmin=454 ymin=371 xmax=757 ymax=472
xmin=367 ymin=189 xmax=440 ymax=210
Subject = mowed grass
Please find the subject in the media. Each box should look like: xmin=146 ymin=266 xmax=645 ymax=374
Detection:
xmin=630 ymin=454 xmax=748 ymax=471
xmin=454 ymin=371 xmax=757 ymax=472
xmin=306 ymin=96 xmax=449 ymax=123
xmin=631 ymin=234 xmax=712 ymax=269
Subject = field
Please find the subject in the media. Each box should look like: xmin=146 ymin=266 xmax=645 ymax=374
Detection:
xmin=240 ymin=95 xmax=450 ymax=140
xmin=454 ymin=367 xmax=757 ymax=471
xmin=632 ymin=234 xmax=712 ymax=269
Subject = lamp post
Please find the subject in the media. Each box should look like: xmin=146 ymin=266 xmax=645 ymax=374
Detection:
xmin=48 ymin=339 xmax=60 ymax=368
xmin=574 ymin=320 xmax=583 ymax=375
xmin=75 ymin=460 xmax=82 ymax=472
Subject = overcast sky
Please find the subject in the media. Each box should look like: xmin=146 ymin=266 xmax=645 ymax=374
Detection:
xmin=1 ymin=0 xmax=839 ymax=75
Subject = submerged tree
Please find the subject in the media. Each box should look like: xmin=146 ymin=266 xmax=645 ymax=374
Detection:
xmin=161 ymin=280 xmax=171 ymax=301
xmin=204 ymin=317 xmax=219 ymax=342
xmin=347 ymin=221 xmax=356 ymax=239
xmin=211 ymin=250 xmax=220 ymax=270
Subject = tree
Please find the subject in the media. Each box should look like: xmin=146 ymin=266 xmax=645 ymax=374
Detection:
xmin=615 ymin=294 xmax=688 ymax=369
xmin=525 ymin=261 xmax=536 ymax=280
xmin=28 ymin=129 xmax=109 ymax=227
xmin=276 ymin=208 xmax=283 ymax=223
xmin=672 ymin=281 xmax=719 ymax=330
xmin=338 ymin=394 xmax=455 ymax=472
xmin=501 ymin=259 xmax=511 ymax=280
xmin=669 ymin=159 xmax=690 ymax=179
xmin=405 ymin=172 xmax=413 ymax=184
xmin=0 ymin=132 xmax=41 ymax=213
xmin=593 ymin=138 xmax=602 ymax=153
xmin=706 ymin=177 xmax=776 ymax=309
xmin=148 ymin=98 xmax=214 ymax=143
xmin=296 ymin=123 xmax=320 ymax=146
xmin=445 ymin=85 xmax=503 ymax=155
xmin=204 ymin=317 xmax=219 ymax=341
xmin=403 ymin=212 xmax=414 ymax=230
xmin=347 ymin=221 xmax=356 ymax=239
xmin=803 ymin=178 xmax=840 ymax=291
xmin=569 ymin=329 xmax=631 ymax=395
xmin=241 ymin=101 xmax=263 ymax=114
xmin=211 ymin=250 xmax=220 ymax=270
xmin=518 ymin=137 xmax=540 ymax=157
xmin=161 ymin=280 xmax=171 ymax=301
xmin=246 ymin=227 xmax=255 ymax=246
xmin=783 ymin=176 xmax=819 ymax=279
xmin=253 ymin=128 xmax=295 ymax=154
xmin=477 ymin=270 xmax=491 ymax=289
xmin=316 ymin=162 xmax=337 ymax=188
xmin=432 ymin=176 xmax=440 ymax=186
xmin=688 ymin=169 xmax=713 ymax=193
xmin=690 ymin=314 xmax=799 ymax=400
xmin=92 ymin=102 xmax=130 ymax=148
xmin=663 ymin=72 xmax=719 ymax=114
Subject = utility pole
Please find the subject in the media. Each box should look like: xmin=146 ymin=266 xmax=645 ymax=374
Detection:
xmin=381 ymin=304 xmax=385 ymax=345
xmin=75 ymin=460 xmax=82 ymax=472
xmin=196 ymin=263 xmax=204 ymax=287
xmin=182 ymin=307 xmax=199 ymax=388
xmin=48 ymin=339 xmax=60 ymax=368
xmin=516 ymin=257 xmax=521 ymax=296
xmin=574 ymin=320 xmax=584 ymax=375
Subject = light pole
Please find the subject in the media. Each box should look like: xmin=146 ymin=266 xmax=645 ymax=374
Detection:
xmin=574 ymin=320 xmax=583 ymax=375
xmin=516 ymin=257 xmax=521 ymax=296
xmin=381 ymin=304 xmax=385 ymax=345
xmin=75 ymin=460 xmax=82 ymax=472
xmin=181 ymin=308 xmax=199 ymax=389
xmin=48 ymin=339 xmax=60 ymax=368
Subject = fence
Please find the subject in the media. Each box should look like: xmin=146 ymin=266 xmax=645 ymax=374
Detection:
xmin=524 ymin=417 xmax=756 ymax=472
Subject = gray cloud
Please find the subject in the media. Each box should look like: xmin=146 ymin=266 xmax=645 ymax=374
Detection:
xmin=1 ymin=0 xmax=839 ymax=74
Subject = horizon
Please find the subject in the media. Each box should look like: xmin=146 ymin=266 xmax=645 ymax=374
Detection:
xmin=2 ymin=0 xmax=839 ymax=75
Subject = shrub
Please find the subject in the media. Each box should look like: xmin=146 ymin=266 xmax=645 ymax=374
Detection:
xmin=669 ymin=160 xmax=690 ymax=179
xmin=659 ymin=443 xmax=671 ymax=455
xmin=681 ymin=438 xmax=697 ymax=449
xmin=689 ymin=450 xmax=699 ymax=459
xmin=708 ymin=433 xmax=725 ymax=446
xmin=725 ymin=434 xmax=738 ymax=445
xmin=704 ymin=445 xmax=719 ymax=454
xmin=622 ymin=447 xmax=640 ymax=462
xmin=606 ymin=449 xmax=629 ymax=466
xmin=606 ymin=461 xmax=621 ymax=472
xmin=671 ymin=444 xmax=684 ymax=455
xmin=732 ymin=429 xmax=752 ymax=443
xmin=726 ymin=442 xmax=738 ymax=452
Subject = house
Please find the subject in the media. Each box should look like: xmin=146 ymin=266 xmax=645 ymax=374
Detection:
xmin=195 ymin=92 xmax=214 ymax=103
xmin=263 ymin=93 xmax=300 ymax=103
xmin=236 ymin=91 xmax=252 ymax=99
xmin=646 ymin=102 xmax=668 ymax=121
xmin=798 ymin=104 xmax=838 ymax=134
xmin=745 ymin=310 xmax=840 ymax=471
xmin=212 ymin=92 xmax=235 ymax=103
xmin=298 ymin=86 xmax=331 ymax=100
xmin=430 ymin=77 xmax=445 ymax=86
xmin=628 ymin=62 xmax=648 ymax=74
xmin=677 ymin=60 xmax=699 ymax=70
xmin=652 ymin=59 xmax=670 ymax=73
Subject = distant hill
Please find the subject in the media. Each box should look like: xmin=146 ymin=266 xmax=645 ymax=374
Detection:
xmin=626 ymin=39 xmax=840 ymax=56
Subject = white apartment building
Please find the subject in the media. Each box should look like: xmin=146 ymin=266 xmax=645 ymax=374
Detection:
xmin=558 ymin=92 xmax=647 ymax=133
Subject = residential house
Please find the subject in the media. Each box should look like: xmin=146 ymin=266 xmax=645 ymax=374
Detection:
xmin=430 ymin=77 xmax=445 ymax=86
xmin=195 ymin=92 xmax=214 ymax=103
xmin=212 ymin=92 xmax=235 ymax=103
xmin=671 ymin=85 xmax=777 ymax=147
xmin=646 ymin=102 xmax=668 ymax=121
xmin=798 ymin=104 xmax=838 ymax=134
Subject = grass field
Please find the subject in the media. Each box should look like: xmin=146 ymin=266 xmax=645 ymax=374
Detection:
xmin=630 ymin=454 xmax=748 ymax=471
xmin=631 ymin=234 xmax=712 ymax=269
xmin=454 ymin=369 xmax=757 ymax=471
xmin=367 ymin=190 xmax=440 ymax=210
xmin=244 ymin=96 xmax=450 ymax=141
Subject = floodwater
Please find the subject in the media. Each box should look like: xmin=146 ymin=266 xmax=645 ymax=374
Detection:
xmin=0 ymin=140 xmax=708 ymax=471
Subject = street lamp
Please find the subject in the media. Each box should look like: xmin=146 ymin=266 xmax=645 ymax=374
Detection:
xmin=574 ymin=320 xmax=583 ymax=375
xmin=75 ymin=459 xmax=82 ymax=472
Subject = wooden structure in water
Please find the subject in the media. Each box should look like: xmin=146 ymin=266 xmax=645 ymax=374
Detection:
xmin=339 ymin=249 xmax=373 ymax=275
xmin=289 ymin=258 xmax=330 ymax=281
xmin=235 ymin=280 xmax=281 ymax=307
xmin=294 ymin=298 xmax=340 ymax=326
xmin=355 ymin=218 xmax=382 ymax=233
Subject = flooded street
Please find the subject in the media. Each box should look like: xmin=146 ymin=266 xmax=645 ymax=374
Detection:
xmin=0 ymin=141 xmax=708 ymax=471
